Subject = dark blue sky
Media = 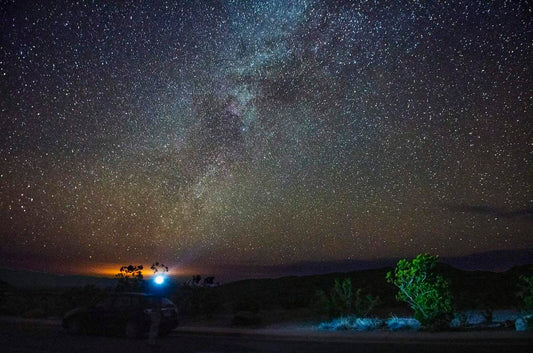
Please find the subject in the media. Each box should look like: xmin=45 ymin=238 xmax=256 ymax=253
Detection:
xmin=1 ymin=0 xmax=531 ymax=277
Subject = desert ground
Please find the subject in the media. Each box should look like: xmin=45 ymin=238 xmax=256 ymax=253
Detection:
xmin=2 ymin=317 xmax=532 ymax=353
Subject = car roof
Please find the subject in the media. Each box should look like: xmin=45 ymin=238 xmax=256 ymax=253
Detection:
xmin=114 ymin=292 xmax=151 ymax=297
xmin=113 ymin=292 xmax=170 ymax=299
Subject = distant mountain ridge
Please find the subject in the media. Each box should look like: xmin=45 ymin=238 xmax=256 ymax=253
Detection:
xmin=443 ymin=248 xmax=533 ymax=271
xmin=217 ymin=262 xmax=533 ymax=312
xmin=0 ymin=268 xmax=118 ymax=289
xmin=1 ymin=248 xmax=531 ymax=289
xmin=215 ymin=248 xmax=533 ymax=279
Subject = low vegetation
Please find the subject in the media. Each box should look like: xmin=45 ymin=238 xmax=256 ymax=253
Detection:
xmin=1 ymin=257 xmax=532 ymax=332
xmin=316 ymin=278 xmax=380 ymax=318
xmin=318 ymin=316 xmax=382 ymax=331
xmin=518 ymin=274 xmax=533 ymax=311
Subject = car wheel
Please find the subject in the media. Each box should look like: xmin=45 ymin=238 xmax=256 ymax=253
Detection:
xmin=125 ymin=321 xmax=140 ymax=338
xmin=66 ymin=318 xmax=83 ymax=335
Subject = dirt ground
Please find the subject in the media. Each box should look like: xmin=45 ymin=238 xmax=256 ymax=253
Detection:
xmin=1 ymin=316 xmax=532 ymax=353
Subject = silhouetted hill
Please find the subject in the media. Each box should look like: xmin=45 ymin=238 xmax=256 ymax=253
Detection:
xmin=221 ymin=248 xmax=533 ymax=279
xmin=436 ymin=263 xmax=533 ymax=309
xmin=442 ymin=249 xmax=533 ymax=271
xmin=0 ymin=268 xmax=118 ymax=289
xmin=2 ymin=263 xmax=533 ymax=320
xmin=204 ymin=263 xmax=533 ymax=315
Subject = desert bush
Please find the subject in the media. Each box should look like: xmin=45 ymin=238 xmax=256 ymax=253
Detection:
xmin=518 ymin=274 xmax=533 ymax=311
xmin=386 ymin=316 xmax=421 ymax=331
xmin=318 ymin=316 xmax=353 ymax=330
xmin=318 ymin=316 xmax=383 ymax=331
xmin=316 ymin=278 xmax=380 ymax=318
xmin=386 ymin=254 xmax=453 ymax=325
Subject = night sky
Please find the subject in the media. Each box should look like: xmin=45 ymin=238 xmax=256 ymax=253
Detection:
xmin=1 ymin=0 xmax=531 ymax=279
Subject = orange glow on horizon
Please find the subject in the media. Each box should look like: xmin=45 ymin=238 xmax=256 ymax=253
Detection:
xmin=76 ymin=262 xmax=195 ymax=278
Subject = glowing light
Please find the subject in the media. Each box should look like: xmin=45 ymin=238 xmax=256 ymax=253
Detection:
xmin=154 ymin=275 xmax=165 ymax=285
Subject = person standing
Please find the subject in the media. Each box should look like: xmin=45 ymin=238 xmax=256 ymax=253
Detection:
xmin=148 ymin=296 xmax=162 ymax=351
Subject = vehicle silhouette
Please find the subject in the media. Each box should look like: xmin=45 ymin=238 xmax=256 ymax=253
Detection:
xmin=62 ymin=292 xmax=178 ymax=338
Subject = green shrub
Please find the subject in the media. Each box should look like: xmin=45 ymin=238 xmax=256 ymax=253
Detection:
xmin=386 ymin=254 xmax=452 ymax=325
xmin=518 ymin=274 xmax=533 ymax=311
xmin=317 ymin=278 xmax=380 ymax=318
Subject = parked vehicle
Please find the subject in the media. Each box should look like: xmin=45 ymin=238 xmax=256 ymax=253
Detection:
xmin=62 ymin=292 xmax=178 ymax=338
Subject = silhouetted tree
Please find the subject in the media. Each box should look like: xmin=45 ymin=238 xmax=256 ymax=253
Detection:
xmin=190 ymin=275 xmax=202 ymax=286
xmin=203 ymin=276 xmax=217 ymax=287
xmin=150 ymin=262 xmax=169 ymax=275
xmin=115 ymin=265 xmax=144 ymax=292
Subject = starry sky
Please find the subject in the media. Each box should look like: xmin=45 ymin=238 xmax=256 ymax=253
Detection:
xmin=1 ymin=0 xmax=531 ymax=279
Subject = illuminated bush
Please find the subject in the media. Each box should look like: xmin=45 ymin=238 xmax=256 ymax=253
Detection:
xmin=386 ymin=254 xmax=452 ymax=325
xmin=318 ymin=316 xmax=383 ymax=331
xmin=386 ymin=316 xmax=421 ymax=331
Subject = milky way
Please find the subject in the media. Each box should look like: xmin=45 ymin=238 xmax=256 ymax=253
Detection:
xmin=1 ymin=0 xmax=531 ymax=277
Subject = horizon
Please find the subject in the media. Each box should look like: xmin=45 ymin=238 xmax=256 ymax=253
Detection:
xmin=1 ymin=1 xmax=531 ymax=277
xmin=2 ymin=248 xmax=533 ymax=287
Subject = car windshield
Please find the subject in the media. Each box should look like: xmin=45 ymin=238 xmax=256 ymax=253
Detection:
xmin=161 ymin=298 xmax=174 ymax=308
xmin=145 ymin=296 xmax=174 ymax=308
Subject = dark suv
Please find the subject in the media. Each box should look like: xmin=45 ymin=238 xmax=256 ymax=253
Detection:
xmin=62 ymin=292 xmax=178 ymax=338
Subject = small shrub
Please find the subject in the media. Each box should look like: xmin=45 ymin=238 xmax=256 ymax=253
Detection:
xmin=317 ymin=278 xmax=380 ymax=318
xmin=354 ymin=317 xmax=383 ymax=331
xmin=386 ymin=254 xmax=453 ymax=325
xmin=449 ymin=317 xmax=462 ymax=329
xmin=318 ymin=316 xmax=383 ymax=331
xmin=386 ymin=316 xmax=421 ymax=331
xmin=450 ymin=312 xmax=467 ymax=329
xmin=518 ymin=274 xmax=533 ymax=312
xmin=515 ymin=317 xmax=529 ymax=331
xmin=465 ymin=310 xmax=488 ymax=325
